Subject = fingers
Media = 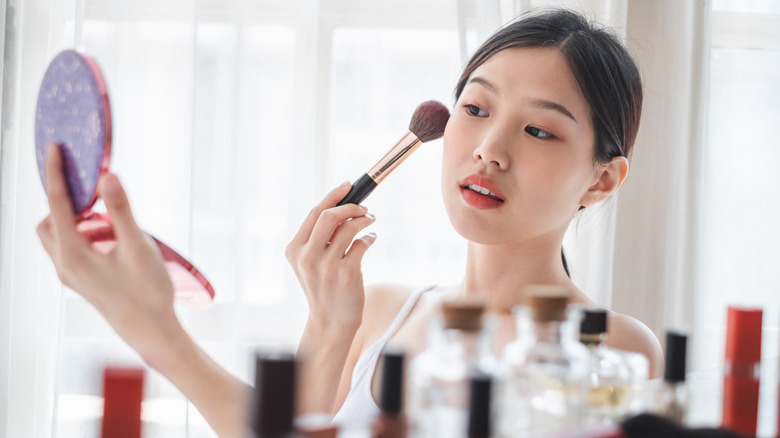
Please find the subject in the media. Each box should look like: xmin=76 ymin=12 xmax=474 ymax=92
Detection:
xmin=99 ymin=173 xmax=146 ymax=251
xmin=308 ymin=203 xmax=370 ymax=252
xmin=36 ymin=216 xmax=56 ymax=257
xmin=343 ymin=232 xmax=377 ymax=263
xmin=327 ymin=214 xmax=376 ymax=257
xmin=292 ymin=182 xmax=354 ymax=245
xmin=44 ymin=143 xmax=79 ymax=243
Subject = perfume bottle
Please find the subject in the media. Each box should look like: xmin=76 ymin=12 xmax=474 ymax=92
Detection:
xmin=101 ymin=367 xmax=144 ymax=438
xmin=498 ymin=285 xmax=590 ymax=438
xmin=407 ymin=298 xmax=497 ymax=438
xmin=722 ymin=306 xmax=762 ymax=436
xmin=619 ymin=350 xmax=649 ymax=416
xmin=653 ymin=330 xmax=689 ymax=424
xmin=371 ymin=348 xmax=408 ymax=438
xmin=579 ymin=308 xmax=634 ymax=425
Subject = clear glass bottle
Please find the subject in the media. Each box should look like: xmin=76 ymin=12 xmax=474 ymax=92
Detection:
xmin=578 ymin=308 xmax=634 ymax=426
xmin=653 ymin=330 xmax=689 ymax=424
xmin=619 ymin=349 xmax=649 ymax=416
xmin=407 ymin=298 xmax=497 ymax=438
xmin=498 ymin=285 xmax=590 ymax=438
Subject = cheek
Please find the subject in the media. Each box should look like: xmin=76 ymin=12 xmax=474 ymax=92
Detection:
xmin=441 ymin=118 xmax=470 ymax=173
xmin=516 ymin=148 xmax=595 ymax=209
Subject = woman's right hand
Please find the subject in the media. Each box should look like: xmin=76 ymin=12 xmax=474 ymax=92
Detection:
xmin=285 ymin=182 xmax=377 ymax=335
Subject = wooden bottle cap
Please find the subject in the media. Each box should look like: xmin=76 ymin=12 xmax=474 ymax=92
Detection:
xmin=524 ymin=285 xmax=571 ymax=321
xmin=441 ymin=297 xmax=486 ymax=331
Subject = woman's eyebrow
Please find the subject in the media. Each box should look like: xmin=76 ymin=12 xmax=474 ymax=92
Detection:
xmin=467 ymin=75 xmax=578 ymax=123
xmin=531 ymin=99 xmax=577 ymax=123
xmin=467 ymin=76 xmax=498 ymax=94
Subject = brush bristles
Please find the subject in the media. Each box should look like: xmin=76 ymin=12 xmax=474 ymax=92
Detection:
xmin=409 ymin=100 xmax=450 ymax=142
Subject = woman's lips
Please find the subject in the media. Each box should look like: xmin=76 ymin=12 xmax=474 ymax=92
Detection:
xmin=459 ymin=175 xmax=505 ymax=209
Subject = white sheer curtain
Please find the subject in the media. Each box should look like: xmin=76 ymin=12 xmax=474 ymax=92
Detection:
xmin=1 ymin=0 xmax=466 ymax=436
xmin=4 ymin=0 xmax=780 ymax=436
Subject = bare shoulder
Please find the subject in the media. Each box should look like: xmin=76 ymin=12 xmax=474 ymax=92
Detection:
xmin=359 ymin=283 xmax=418 ymax=345
xmin=605 ymin=312 xmax=665 ymax=379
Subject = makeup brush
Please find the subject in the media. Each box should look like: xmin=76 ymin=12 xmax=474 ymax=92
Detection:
xmin=337 ymin=100 xmax=450 ymax=206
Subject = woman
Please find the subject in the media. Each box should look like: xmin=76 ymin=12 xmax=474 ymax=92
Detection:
xmin=37 ymin=8 xmax=662 ymax=437
xmin=289 ymin=9 xmax=663 ymax=429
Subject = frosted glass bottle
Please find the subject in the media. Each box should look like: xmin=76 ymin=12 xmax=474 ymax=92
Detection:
xmin=578 ymin=308 xmax=634 ymax=425
xmin=498 ymin=285 xmax=589 ymax=438
xmin=407 ymin=298 xmax=497 ymax=438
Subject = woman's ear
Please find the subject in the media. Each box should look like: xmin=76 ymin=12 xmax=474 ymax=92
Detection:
xmin=579 ymin=156 xmax=629 ymax=207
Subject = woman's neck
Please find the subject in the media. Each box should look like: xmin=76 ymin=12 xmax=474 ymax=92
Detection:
xmin=458 ymin=237 xmax=575 ymax=314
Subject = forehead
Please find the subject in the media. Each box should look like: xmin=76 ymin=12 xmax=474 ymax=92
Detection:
xmin=467 ymin=47 xmax=590 ymax=122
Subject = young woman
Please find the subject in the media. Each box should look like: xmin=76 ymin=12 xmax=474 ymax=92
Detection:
xmin=288 ymin=9 xmax=663 ymax=429
xmin=37 ymin=8 xmax=662 ymax=437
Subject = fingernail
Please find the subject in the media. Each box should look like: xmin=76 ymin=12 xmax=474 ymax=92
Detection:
xmin=359 ymin=204 xmax=368 ymax=212
xmin=365 ymin=213 xmax=375 ymax=220
xmin=46 ymin=142 xmax=58 ymax=156
xmin=367 ymin=232 xmax=377 ymax=240
xmin=340 ymin=181 xmax=351 ymax=189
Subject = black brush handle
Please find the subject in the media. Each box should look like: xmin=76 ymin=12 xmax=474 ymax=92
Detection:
xmin=337 ymin=173 xmax=378 ymax=206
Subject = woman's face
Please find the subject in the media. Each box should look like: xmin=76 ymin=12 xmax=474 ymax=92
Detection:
xmin=442 ymin=47 xmax=599 ymax=246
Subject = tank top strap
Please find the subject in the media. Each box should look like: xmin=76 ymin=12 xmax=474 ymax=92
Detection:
xmin=374 ymin=284 xmax=436 ymax=345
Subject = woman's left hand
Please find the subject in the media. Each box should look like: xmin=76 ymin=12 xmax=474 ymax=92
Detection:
xmin=36 ymin=143 xmax=178 ymax=361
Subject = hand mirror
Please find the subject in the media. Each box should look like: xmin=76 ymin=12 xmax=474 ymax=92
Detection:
xmin=35 ymin=50 xmax=215 ymax=308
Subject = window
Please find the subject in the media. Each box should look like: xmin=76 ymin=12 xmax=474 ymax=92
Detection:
xmin=696 ymin=0 xmax=780 ymax=402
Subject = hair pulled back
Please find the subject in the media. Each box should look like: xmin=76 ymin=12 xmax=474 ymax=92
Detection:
xmin=454 ymin=9 xmax=643 ymax=277
xmin=454 ymin=8 xmax=643 ymax=163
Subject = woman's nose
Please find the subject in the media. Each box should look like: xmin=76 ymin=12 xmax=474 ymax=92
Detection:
xmin=473 ymin=131 xmax=509 ymax=170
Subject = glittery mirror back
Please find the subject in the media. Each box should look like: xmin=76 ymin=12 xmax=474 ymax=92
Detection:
xmin=35 ymin=50 xmax=111 ymax=215
xmin=34 ymin=50 xmax=215 ymax=307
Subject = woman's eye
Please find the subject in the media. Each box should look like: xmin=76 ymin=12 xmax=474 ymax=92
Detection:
xmin=525 ymin=126 xmax=555 ymax=139
xmin=464 ymin=104 xmax=488 ymax=117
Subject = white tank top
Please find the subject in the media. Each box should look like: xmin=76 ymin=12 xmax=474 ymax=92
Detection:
xmin=331 ymin=285 xmax=436 ymax=430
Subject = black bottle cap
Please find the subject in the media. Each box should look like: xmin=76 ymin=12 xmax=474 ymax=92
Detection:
xmin=379 ymin=348 xmax=405 ymax=415
xmin=580 ymin=308 xmax=608 ymax=335
xmin=467 ymin=373 xmax=492 ymax=438
xmin=251 ymin=351 xmax=296 ymax=438
xmin=664 ymin=330 xmax=688 ymax=383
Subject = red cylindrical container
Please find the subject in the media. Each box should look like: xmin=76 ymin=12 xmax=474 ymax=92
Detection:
xmin=101 ymin=367 xmax=144 ymax=438
xmin=722 ymin=306 xmax=762 ymax=436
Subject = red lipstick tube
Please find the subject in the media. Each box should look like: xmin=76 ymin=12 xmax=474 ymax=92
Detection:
xmin=722 ymin=306 xmax=762 ymax=436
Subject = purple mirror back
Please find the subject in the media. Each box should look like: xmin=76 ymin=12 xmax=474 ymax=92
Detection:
xmin=35 ymin=50 xmax=111 ymax=215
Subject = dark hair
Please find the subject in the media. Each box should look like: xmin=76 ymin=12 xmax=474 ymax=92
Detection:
xmin=454 ymin=8 xmax=643 ymax=276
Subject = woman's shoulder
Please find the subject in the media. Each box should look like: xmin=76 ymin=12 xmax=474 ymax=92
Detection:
xmin=604 ymin=311 xmax=665 ymax=379
xmin=359 ymin=283 xmax=435 ymax=345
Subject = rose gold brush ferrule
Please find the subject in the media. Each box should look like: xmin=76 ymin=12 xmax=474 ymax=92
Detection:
xmin=367 ymin=131 xmax=421 ymax=184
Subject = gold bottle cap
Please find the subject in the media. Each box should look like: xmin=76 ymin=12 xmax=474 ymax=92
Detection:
xmin=524 ymin=285 xmax=572 ymax=321
xmin=441 ymin=297 xmax=486 ymax=331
